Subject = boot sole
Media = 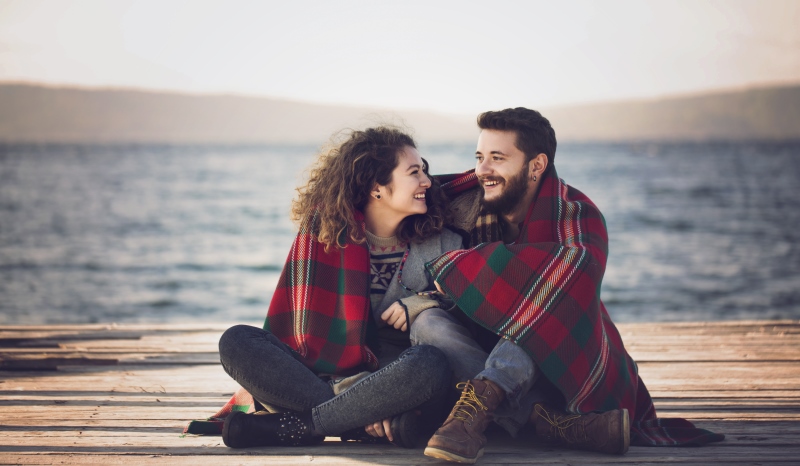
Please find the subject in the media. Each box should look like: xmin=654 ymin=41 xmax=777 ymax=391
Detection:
xmin=424 ymin=446 xmax=483 ymax=464
xmin=620 ymin=408 xmax=630 ymax=454
xmin=222 ymin=411 xmax=247 ymax=448
xmin=391 ymin=410 xmax=421 ymax=448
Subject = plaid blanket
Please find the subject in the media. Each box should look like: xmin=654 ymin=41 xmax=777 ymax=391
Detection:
xmin=427 ymin=168 xmax=724 ymax=447
xmin=263 ymin=209 xmax=379 ymax=375
xmin=185 ymin=209 xmax=378 ymax=434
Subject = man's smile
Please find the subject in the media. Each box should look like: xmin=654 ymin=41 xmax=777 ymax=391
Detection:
xmin=480 ymin=178 xmax=502 ymax=190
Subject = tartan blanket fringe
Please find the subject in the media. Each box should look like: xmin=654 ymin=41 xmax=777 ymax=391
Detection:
xmin=183 ymin=387 xmax=253 ymax=435
xmin=632 ymin=418 xmax=724 ymax=446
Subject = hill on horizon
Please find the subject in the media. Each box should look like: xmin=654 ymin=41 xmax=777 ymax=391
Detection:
xmin=545 ymin=84 xmax=800 ymax=142
xmin=1 ymin=82 xmax=799 ymax=144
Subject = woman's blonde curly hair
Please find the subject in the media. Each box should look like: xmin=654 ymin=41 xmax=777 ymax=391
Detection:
xmin=292 ymin=126 xmax=448 ymax=249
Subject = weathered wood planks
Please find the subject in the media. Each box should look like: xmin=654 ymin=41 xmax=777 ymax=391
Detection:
xmin=1 ymin=320 xmax=799 ymax=464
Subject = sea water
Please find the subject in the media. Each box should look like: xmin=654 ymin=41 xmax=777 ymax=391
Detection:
xmin=1 ymin=141 xmax=798 ymax=324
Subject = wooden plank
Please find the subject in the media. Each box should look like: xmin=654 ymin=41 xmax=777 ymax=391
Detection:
xmin=2 ymin=444 xmax=800 ymax=464
xmin=0 ymin=353 xmax=220 ymax=370
xmin=0 ymin=320 xmax=799 ymax=464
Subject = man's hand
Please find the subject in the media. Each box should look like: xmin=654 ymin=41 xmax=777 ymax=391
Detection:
xmin=365 ymin=418 xmax=393 ymax=442
xmin=381 ymin=302 xmax=407 ymax=332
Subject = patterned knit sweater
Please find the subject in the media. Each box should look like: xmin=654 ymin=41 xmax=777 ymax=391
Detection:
xmin=365 ymin=230 xmax=406 ymax=312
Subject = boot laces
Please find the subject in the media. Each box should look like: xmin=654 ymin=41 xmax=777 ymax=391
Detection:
xmin=451 ymin=381 xmax=489 ymax=423
xmin=534 ymin=405 xmax=588 ymax=444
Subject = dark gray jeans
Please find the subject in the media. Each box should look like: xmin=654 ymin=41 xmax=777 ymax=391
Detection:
xmin=218 ymin=324 xmax=450 ymax=436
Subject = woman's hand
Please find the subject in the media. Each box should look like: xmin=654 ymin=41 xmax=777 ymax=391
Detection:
xmin=381 ymin=302 xmax=407 ymax=332
xmin=434 ymin=280 xmax=444 ymax=294
xmin=365 ymin=418 xmax=393 ymax=442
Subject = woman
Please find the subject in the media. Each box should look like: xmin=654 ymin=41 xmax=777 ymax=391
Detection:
xmin=215 ymin=127 xmax=462 ymax=448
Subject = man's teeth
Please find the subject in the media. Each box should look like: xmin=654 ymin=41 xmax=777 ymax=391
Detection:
xmin=484 ymin=180 xmax=499 ymax=186
xmin=414 ymin=193 xmax=425 ymax=199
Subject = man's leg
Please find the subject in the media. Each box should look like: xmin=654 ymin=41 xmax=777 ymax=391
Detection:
xmin=475 ymin=334 xmax=630 ymax=455
xmin=410 ymin=307 xmax=488 ymax=382
xmin=424 ymin=337 xmax=538 ymax=463
xmin=477 ymin=338 xmax=541 ymax=436
xmin=482 ymin=337 xmax=630 ymax=455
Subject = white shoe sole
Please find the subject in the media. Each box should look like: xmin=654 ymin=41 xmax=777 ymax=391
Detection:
xmin=424 ymin=446 xmax=484 ymax=464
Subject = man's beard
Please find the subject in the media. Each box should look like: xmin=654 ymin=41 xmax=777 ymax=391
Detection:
xmin=480 ymin=165 xmax=530 ymax=216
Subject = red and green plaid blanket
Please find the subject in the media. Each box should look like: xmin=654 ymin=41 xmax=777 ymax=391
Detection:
xmin=185 ymin=209 xmax=379 ymax=434
xmin=427 ymin=168 xmax=723 ymax=446
xmin=262 ymin=209 xmax=379 ymax=375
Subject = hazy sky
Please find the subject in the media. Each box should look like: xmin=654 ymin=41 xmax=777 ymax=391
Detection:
xmin=0 ymin=0 xmax=798 ymax=114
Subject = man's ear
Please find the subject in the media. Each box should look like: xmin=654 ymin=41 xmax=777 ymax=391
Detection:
xmin=529 ymin=153 xmax=548 ymax=179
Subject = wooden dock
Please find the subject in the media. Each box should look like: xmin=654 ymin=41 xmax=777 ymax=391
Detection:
xmin=1 ymin=320 xmax=798 ymax=465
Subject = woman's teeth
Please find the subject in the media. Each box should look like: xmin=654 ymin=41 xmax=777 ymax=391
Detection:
xmin=414 ymin=193 xmax=425 ymax=199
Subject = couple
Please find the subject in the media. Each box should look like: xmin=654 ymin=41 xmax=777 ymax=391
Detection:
xmin=187 ymin=108 xmax=723 ymax=463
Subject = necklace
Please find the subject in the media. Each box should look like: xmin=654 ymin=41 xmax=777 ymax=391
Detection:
xmin=396 ymin=245 xmax=441 ymax=297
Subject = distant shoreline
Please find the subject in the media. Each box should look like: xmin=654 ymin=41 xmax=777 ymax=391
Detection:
xmin=1 ymin=82 xmax=799 ymax=144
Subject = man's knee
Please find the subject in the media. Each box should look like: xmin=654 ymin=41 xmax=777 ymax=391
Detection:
xmin=410 ymin=308 xmax=460 ymax=345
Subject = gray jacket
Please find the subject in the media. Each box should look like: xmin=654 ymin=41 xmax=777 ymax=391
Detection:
xmin=373 ymin=227 xmax=463 ymax=326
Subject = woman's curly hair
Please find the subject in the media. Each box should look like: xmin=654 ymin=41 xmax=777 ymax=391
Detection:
xmin=292 ymin=126 xmax=448 ymax=249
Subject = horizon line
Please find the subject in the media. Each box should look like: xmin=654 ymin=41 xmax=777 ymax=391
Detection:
xmin=2 ymin=78 xmax=800 ymax=116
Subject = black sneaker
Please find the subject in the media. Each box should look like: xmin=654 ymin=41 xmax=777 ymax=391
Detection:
xmin=222 ymin=411 xmax=324 ymax=448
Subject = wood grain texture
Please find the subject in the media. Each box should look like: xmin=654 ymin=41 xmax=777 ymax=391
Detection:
xmin=1 ymin=320 xmax=798 ymax=464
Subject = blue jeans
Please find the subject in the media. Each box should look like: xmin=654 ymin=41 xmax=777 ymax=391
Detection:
xmin=218 ymin=324 xmax=450 ymax=436
xmin=410 ymin=308 xmax=544 ymax=435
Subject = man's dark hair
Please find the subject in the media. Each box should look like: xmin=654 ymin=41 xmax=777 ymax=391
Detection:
xmin=477 ymin=107 xmax=557 ymax=172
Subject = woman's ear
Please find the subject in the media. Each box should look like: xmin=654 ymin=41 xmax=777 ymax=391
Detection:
xmin=371 ymin=183 xmax=382 ymax=200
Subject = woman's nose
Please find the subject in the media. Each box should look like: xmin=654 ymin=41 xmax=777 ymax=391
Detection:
xmin=421 ymin=173 xmax=431 ymax=187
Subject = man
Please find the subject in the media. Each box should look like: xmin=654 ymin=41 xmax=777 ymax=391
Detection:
xmin=414 ymin=108 xmax=723 ymax=463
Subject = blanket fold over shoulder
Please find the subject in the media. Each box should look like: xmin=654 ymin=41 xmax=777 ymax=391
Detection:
xmin=426 ymin=168 xmax=724 ymax=447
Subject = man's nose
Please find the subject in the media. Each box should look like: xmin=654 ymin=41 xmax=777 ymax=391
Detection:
xmin=475 ymin=159 xmax=491 ymax=177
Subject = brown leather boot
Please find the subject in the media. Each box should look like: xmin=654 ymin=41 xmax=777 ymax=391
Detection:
xmin=530 ymin=403 xmax=630 ymax=454
xmin=424 ymin=379 xmax=505 ymax=464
